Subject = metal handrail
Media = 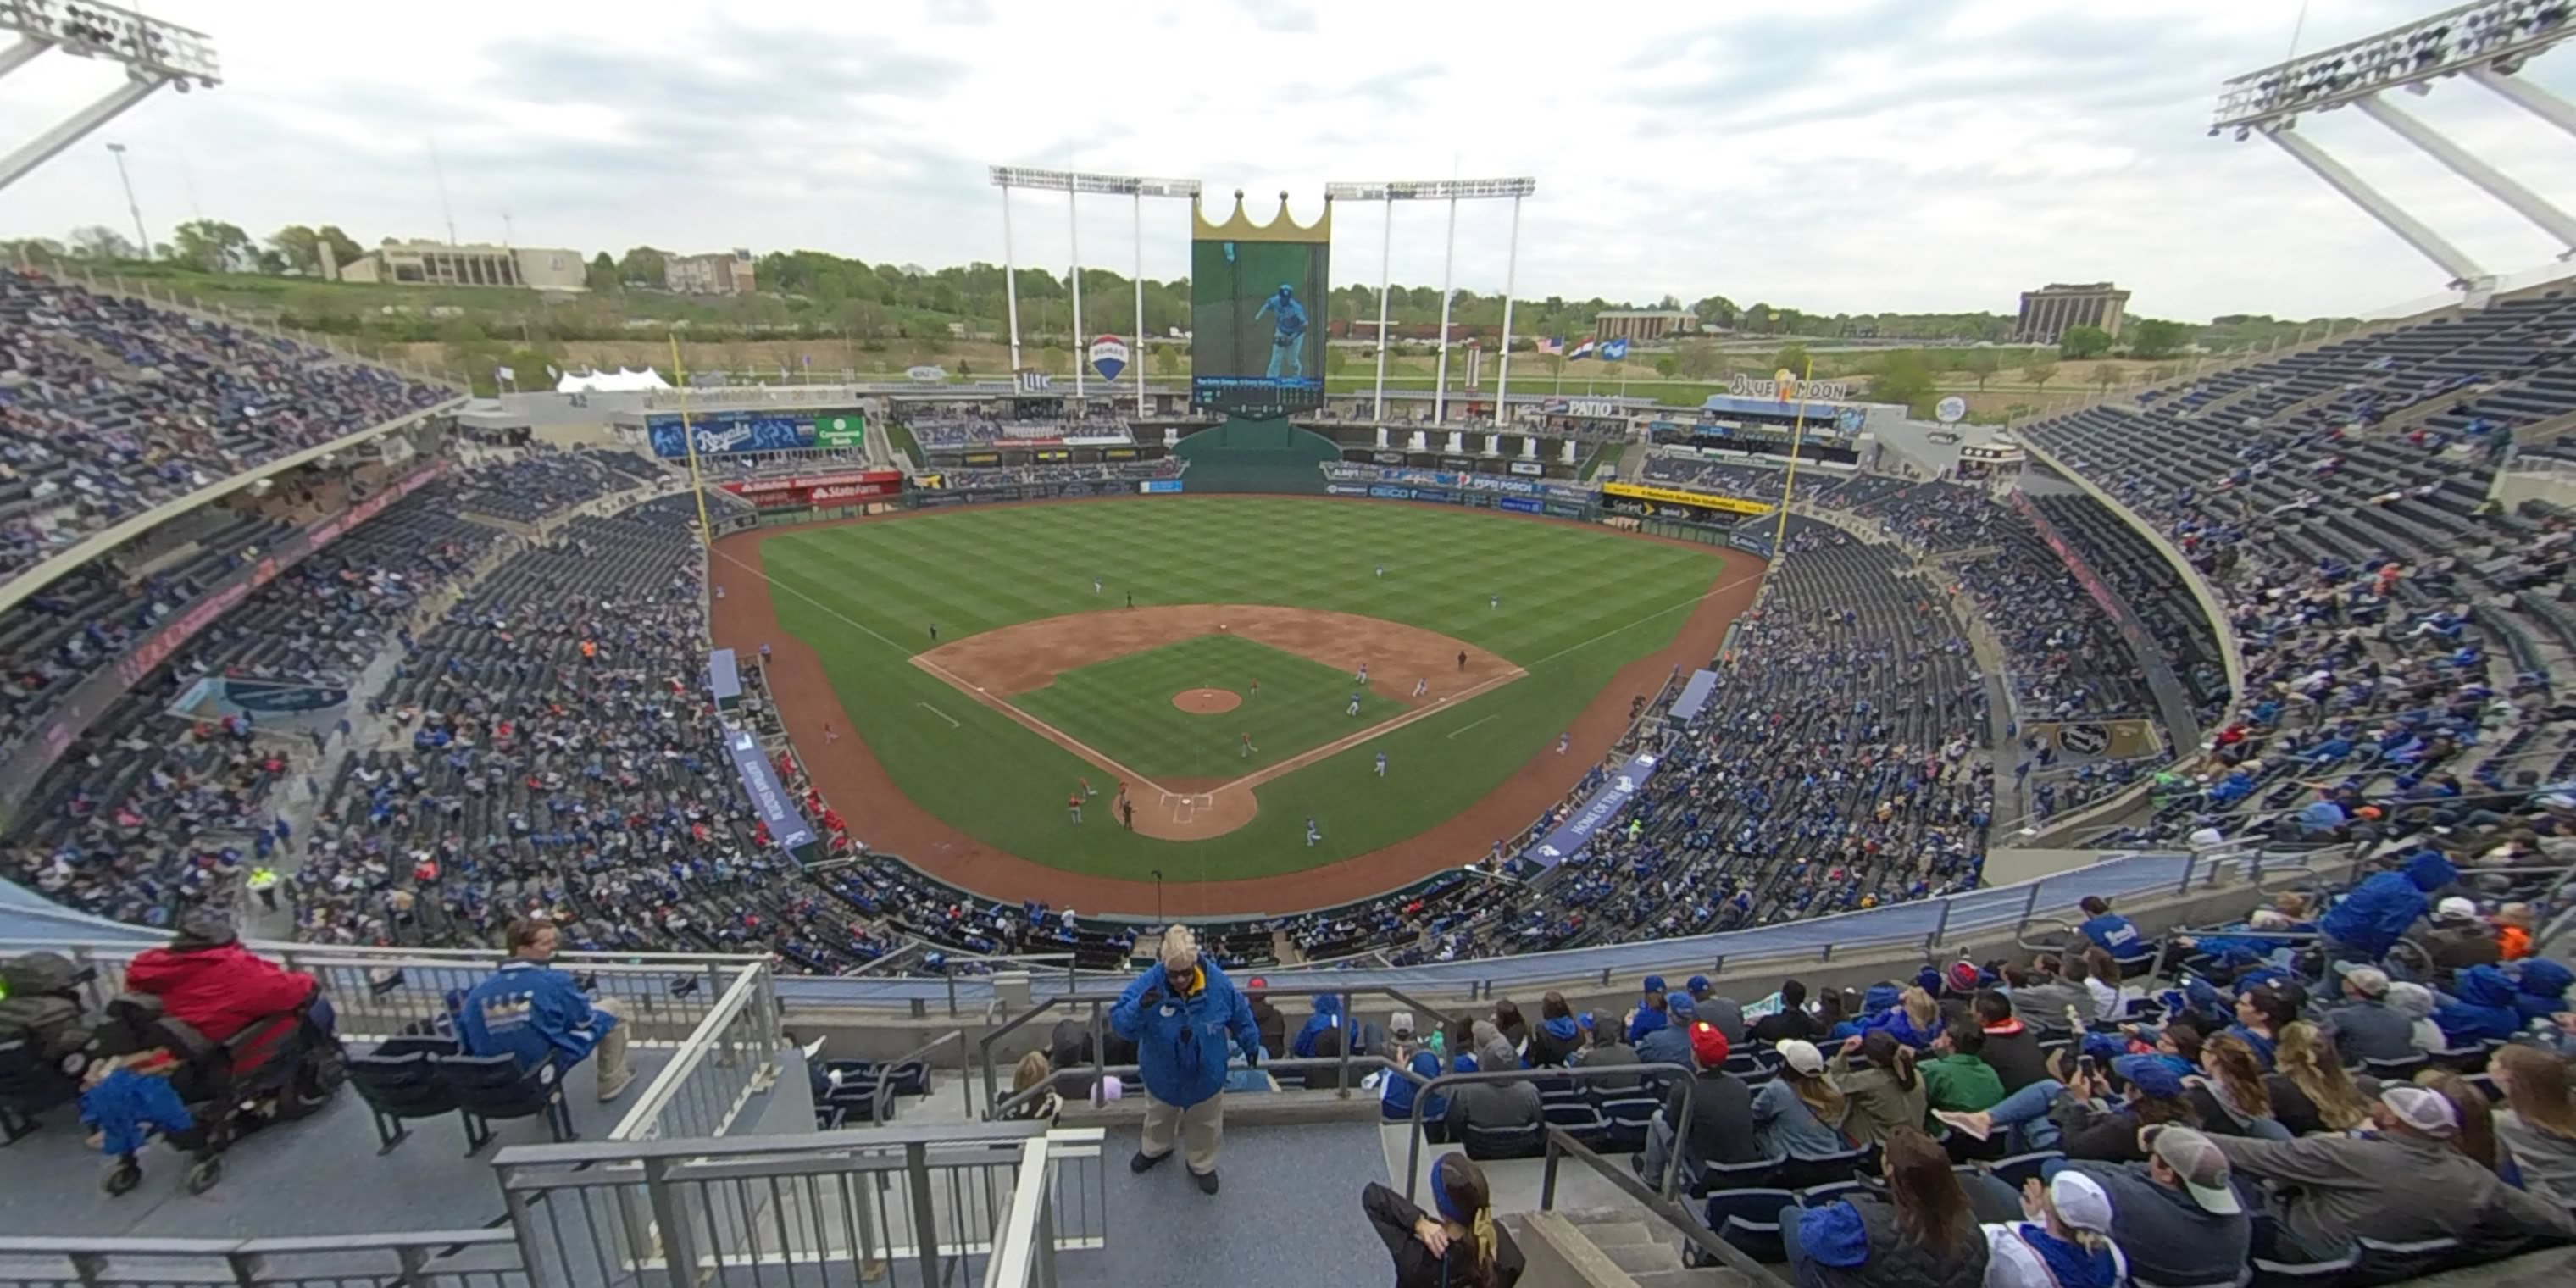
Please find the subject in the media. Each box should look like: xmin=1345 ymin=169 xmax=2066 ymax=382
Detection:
xmin=988 ymin=1052 xmax=1405 ymax=1121
xmin=608 ymin=961 xmax=777 ymax=1141
xmin=0 ymin=1230 xmax=524 ymax=1288
xmin=887 ymin=1028 xmax=977 ymax=1119
xmin=1404 ymin=1062 xmax=1697 ymax=1206
xmin=1538 ymin=1124 xmax=1794 ymax=1287
xmin=981 ymin=1135 xmax=1057 ymax=1288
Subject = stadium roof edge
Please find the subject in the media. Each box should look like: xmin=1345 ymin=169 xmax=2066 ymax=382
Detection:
xmin=0 ymin=396 xmax=467 ymax=617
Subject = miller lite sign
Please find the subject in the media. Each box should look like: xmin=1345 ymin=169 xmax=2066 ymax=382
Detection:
xmin=1088 ymin=335 xmax=1130 ymax=382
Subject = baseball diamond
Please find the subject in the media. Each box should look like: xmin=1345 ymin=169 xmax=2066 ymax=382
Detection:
xmin=708 ymin=495 xmax=1761 ymax=914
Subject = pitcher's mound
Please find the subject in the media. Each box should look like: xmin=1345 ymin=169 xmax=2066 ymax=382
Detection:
xmin=1172 ymin=687 xmax=1242 ymax=715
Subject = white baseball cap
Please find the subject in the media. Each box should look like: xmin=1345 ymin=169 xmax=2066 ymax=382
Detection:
xmin=2435 ymin=896 xmax=2479 ymax=920
xmin=1775 ymin=1039 xmax=1825 ymax=1076
xmin=2048 ymin=1172 xmax=2116 ymax=1236
xmin=2381 ymin=1085 xmax=2459 ymax=1136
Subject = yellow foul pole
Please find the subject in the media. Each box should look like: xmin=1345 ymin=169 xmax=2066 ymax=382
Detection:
xmin=1768 ymin=355 xmax=1816 ymax=557
xmin=670 ymin=334 xmax=713 ymax=547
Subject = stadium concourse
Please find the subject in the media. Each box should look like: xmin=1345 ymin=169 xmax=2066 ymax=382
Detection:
xmin=0 ymin=272 xmax=2573 ymax=1286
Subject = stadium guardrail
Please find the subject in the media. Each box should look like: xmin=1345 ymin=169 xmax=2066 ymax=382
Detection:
xmin=1538 ymin=1124 xmax=1794 ymax=1287
xmin=490 ymin=1123 xmax=1107 ymax=1288
xmin=0 ymin=1230 xmax=530 ymax=1288
xmin=606 ymin=959 xmax=784 ymax=1141
xmin=773 ymin=848 xmax=2273 ymax=1012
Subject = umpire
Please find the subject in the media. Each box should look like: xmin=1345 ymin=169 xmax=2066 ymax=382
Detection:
xmin=1110 ymin=925 xmax=1262 ymax=1194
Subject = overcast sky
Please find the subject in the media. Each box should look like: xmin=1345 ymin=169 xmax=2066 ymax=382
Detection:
xmin=4 ymin=0 xmax=2572 ymax=322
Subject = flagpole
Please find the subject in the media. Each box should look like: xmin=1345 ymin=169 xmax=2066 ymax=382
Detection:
xmin=1769 ymin=355 xmax=1815 ymax=558
xmin=672 ymin=334 xmax=713 ymax=550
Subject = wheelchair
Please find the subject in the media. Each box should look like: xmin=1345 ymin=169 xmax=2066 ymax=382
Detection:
xmin=87 ymin=989 xmax=347 ymax=1196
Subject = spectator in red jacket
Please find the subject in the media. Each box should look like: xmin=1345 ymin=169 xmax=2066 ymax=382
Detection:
xmin=125 ymin=914 xmax=321 ymax=1066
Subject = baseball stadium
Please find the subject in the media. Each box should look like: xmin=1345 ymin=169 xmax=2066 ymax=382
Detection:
xmin=3 ymin=3 xmax=2576 ymax=1286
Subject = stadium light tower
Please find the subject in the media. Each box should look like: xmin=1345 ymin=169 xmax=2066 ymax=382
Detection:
xmin=0 ymin=2 xmax=220 ymax=195
xmin=1324 ymin=178 xmax=1537 ymax=426
xmin=2211 ymin=0 xmax=2576 ymax=300
xmin=989 ymin=166 xmax=1202 ymax=413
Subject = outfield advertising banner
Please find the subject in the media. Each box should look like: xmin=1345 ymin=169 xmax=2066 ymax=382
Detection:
xmin=1523 ymin=748 xmax=1665 ymax=869
xmin=1139 ymin=480 xmax=1185 ymax=494
xmin=724 ymin=730 xmax=818 ymax=861
xmin=815 ymin=414 xmax=865 ymax=448
xmin=1601 ymin=481 xmax=1775 ymax=516
xmin=1088 ymin=336 xmax=1129 ymax=381
xmin=1498 ymin=496 xmax=1544 ymax=514
xmin=1730 ymin=530 xmax=1777 ymax=558
xmin=1191 ymin=199 xmax=1328 ymax=417
xmin=719 ymin=469 xmax=903 ymax=510
xmin=645 ymin=410 xmax=816 ymax=458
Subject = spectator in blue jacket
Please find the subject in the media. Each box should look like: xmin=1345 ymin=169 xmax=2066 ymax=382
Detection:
xmin=2076 ymin=897 xmax=2142 ymax=958
xmin=1636 ymin=994 xmax=1698 ymax=1069
xmin=2432 ymin=965 xmax=2523 ymax=1046
xmin=2318 ymin=849 xmax=2457 ymax=963
xmin=458 ymin=919 xmax=632 ymax=1100
xmin=1110 ymin=926 xmax=1260 ymax=1194
xmin=1627 ymin=976 xmax=1671 ymax=1045
xmin=2512 ymin=958 xmax=2574 ymax=1024
xmin=1293 ymin=992 xmax=1346 ymax=1059
xmin=1380 ymin=1011 xmax=1443 ymax=1123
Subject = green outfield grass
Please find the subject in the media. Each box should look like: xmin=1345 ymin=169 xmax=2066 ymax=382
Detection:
xmin=757 ymin=497 xmax=1731 ymax=883
xmin=1010 ymin=635 xmax=1410 ymax=780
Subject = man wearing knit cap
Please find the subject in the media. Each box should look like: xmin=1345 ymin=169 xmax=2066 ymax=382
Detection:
xmin=2318 ymin=963 xmax=2414 ymax=1065
xmin=1110 ymin=925 xmax=1262 ymax=1195
xmin=2207 ymin=1084 xmax=2576 ymax=1252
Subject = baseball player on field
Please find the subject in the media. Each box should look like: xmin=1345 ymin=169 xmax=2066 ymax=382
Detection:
xmin=1374 ymin=751 xmax=1387 ymax=777
xmin=1346 ymin=691 xmax=1361 ymax=717
xmin=1411 ymin=677 xmax=1428 ymax=698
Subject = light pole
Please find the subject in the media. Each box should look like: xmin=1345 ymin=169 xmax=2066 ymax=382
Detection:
xmin=106 ymin=142 xmax=147 ymax=259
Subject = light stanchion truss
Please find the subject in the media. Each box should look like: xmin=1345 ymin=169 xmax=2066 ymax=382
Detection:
xmin=0 ymin=1 xmax=221 ymax=194
xmin=1323 ymin=177 xmax=1538 ymax=426
xmin=988 ymin=166 xmax=1202 ymax=412
xmin=2212 ymin=1 xmax=2576 ymax=294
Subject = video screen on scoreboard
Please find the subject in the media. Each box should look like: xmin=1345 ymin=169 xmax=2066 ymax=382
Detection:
xmin=1191 ymin=236 xmax=1328 ymax=418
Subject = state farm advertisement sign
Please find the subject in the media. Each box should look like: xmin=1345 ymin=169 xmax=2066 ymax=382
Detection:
xmin=719 ymin=469 xmax=903 ymax=508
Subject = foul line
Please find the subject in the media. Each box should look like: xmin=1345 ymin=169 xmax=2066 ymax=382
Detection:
xmin=905 ymin=655 xmax=1170 ymax=797
xmin=708 ymin=544 xmax=919 ymax=655
xmin=1201 ymin=664 xmax=1530 ymax=797
xmin=916 ymin=702 xmax=960 ymax=728
xmin=1446 ymin=713 xmax=1502 ymax=740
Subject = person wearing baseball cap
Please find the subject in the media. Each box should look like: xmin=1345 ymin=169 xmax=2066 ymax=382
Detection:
xmin=1981 ymin=1171 xmax=2127 ymax=1288
xmin=2052 ymin=1126 xmax=2251 ymax=1287
xmin=2205 ymin=1084 xmax=2576 ymax=1252
xmin=1626 ymin=976 xmax=1671 ymax=1045
xmin=1635 ymin=1020 xmax=1760 ymax=1189
xmin=2424 ymin=896 xmax=2502 ymax=979
xmin=2319 ymin=963 xmax=2416 ymax=1065
xmin=1752 ymin=1038 xmax=1850 ymax=1159
xmin=1686 ymin=974 xmax=1746 ymax=1043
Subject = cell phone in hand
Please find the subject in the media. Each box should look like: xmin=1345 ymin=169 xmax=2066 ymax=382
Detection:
xmin=2077 ymin=1054 xmax=2098 ymax=1080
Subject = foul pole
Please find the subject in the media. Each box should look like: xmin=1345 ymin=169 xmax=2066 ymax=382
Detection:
xmin=670 ymin=334 xmax=712 ymax=547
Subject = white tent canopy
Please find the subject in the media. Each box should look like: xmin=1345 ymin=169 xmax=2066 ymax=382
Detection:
xmin=556 ymin=366 xmax=671 ymax=394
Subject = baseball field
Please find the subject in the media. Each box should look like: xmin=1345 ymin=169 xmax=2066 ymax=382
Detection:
xmin=708 ymin=496 xmax=1763 ymax=913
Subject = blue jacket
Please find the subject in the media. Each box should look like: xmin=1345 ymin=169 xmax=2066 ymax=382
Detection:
xmin=1292 ymin=993 xmax=1344 ymax=1058
xmin=2513 ymin=958 xmax=2574 ymax=1024
xmin=2433 ymin=965 xmax=2523 ymax=1046
xmin=2320 ymin=851 xmax=2456 ymax=959
xmin=1382 ymin=1047 xmax=1441 ymax=1120
xmin=80 ymin=1068 xmax=194 ymax=1156
xmin=457 ymin=959 xmax=618 ymax=1073
xmin=1110 ymin=959 xmax=1260 ymax=1110
xmin=1627 ymin=1000 xmax=1670 ymax=1046
xmin=2080 ymin=913 xmax=2143 ymax=957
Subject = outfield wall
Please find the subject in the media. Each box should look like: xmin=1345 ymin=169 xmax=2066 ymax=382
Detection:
xmin=1169 ymin=416 xmax=1340 ymax=493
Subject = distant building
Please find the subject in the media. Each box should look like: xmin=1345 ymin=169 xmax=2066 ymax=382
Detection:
xmin=1593 ymin=309 xmax=1696 ymax=344
xmin=336 ymin=242 xmax=586 ymax=291
xmin=2017 ymin=283 xmax=2130 ymax=343
xmin=667 ymin=249 xmax=758 ymax=296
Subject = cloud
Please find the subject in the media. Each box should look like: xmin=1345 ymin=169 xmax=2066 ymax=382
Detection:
xmin=0 ymin=0 xmax=2569 ymax=319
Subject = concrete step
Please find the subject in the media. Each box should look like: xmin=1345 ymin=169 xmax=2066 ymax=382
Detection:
xmin=1632 ymin=1269 xmax=1752 ymax=1288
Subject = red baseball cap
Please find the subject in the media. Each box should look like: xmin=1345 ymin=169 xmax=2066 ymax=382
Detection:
xmin=1688 ymin=1021 xmax=1729 ymax=1068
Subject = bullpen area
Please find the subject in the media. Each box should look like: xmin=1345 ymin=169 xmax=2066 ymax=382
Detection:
xmin=708 ymin=496 xmax=1763 ymax=915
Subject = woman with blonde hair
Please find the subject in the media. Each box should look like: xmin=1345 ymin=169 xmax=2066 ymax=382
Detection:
xmin=1002 ymin=1050 xmax=1062 ymax=1123
xmin=1363 ymin=1152 xmax=1524 ymax=1287
xmin=2264 ymin=1021 xmax=2369 ymax=1135
xmin=2489 ymin=1043 xmax=2576 ymax=1203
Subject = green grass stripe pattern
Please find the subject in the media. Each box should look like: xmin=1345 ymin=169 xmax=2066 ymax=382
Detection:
xmin=1010 ymin=635 xmax=1407 ymax=781
xmin=756 ymin=497 xmax=1725 ymax=881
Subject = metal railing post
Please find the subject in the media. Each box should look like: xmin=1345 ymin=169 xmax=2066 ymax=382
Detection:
xmin=2018 ymin=882 xmax=2044 ymax=935
xmin=642 ymin=1156 xmax=700 ymax=1287
xmin=1928 ymin=897 xmax=1952 ymax=960
xmin=1337 ymin=991 xmax=1355 ymax=1099
xmin=2178 ymin=850 xmax=2201 ymax=897
xmin=1541 ymin=1134 xmax=1562 ymax=1211
xmin=1089 ymin=1001 xmax=1107 ymax=1102
xmin=906 ymin=1141 xmax=942 ymax=1288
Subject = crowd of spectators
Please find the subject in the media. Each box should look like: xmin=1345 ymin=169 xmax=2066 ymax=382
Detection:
xmin=0 ymin=269 xmax=451 ymax=584
xmin=1308 ymin=838 xmax=2576 ymax=1285
xmin=925 ymin=459 xmax=1185 ymax=490
xmin=907 ymin=414 xmax=1135 ymax=448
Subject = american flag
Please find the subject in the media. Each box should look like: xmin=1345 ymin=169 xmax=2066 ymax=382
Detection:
xmin=1534 ymin=336 xmax=1563 ymax=356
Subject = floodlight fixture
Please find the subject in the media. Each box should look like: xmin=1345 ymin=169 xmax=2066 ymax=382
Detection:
xmin=988 ymin=166 xmax=1201 ymax=409
xmin=0 ymin=1 xmax=220 ymax=194
xmin=1328 ymin=177 xmax=1540 ymax=422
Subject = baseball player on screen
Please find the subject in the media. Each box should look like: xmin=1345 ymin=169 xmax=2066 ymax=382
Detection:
xmin=1254 ymin=284 xmax=1307 ymax=380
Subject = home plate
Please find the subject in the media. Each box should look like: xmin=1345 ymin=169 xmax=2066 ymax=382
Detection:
xmin=1159 ymin=791 xmax=1215 ymax=823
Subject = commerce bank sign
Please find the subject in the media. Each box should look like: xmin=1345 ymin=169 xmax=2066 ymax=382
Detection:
xmin=1730 ymin=369 xmax=1852 ymax=402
